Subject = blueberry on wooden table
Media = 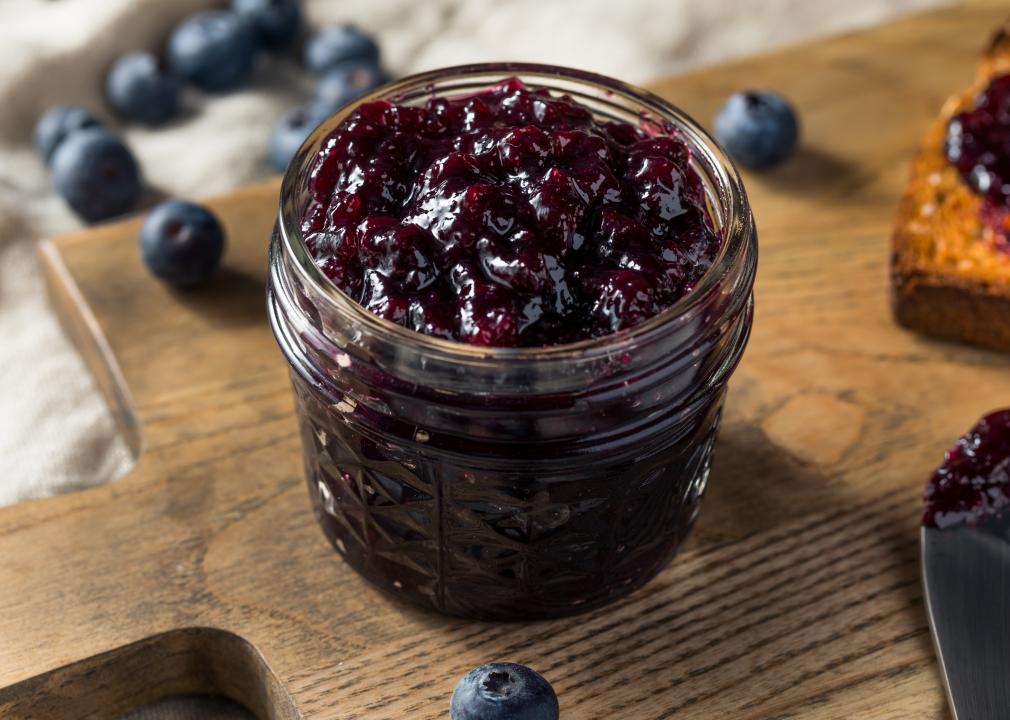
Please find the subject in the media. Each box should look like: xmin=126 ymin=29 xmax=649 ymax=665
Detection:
xmin=51 ymin=128 xmax=140 ymax=222
xmin=139 ymin=200 xmax=225 ymax=287
xmin=34 ymin=106 xmax=103 ymax=164
xmin=106 ymin=51 xmax=180 ymax=125
xmin=232 ymin=0 xmax=301 ymax=51
xmin=169 ymin=10 xmax=257 ymax=92
xmin=304 ymin=25 xmax=380 ymax=75
xmin=714 ymin=89 xmax=799 ymax=169
xmin=450 ymin=662 xmax=559 ymax=720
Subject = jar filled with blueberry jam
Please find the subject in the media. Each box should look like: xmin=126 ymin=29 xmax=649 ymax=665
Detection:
xmin=268 ymin=64 xmax=756 ymax=619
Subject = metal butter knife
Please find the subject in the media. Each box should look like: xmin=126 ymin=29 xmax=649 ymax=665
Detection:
xmin=922 ymin=517 xmax=1010 ymax=719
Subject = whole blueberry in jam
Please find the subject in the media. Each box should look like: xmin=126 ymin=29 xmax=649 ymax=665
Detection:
xmin=923 ymin=409 xmax=1010 ymax=528
xmin=947 ymin=74 xmax=1010 ymax=209
xmin=299 ymin=78 xmax=721 ymax=346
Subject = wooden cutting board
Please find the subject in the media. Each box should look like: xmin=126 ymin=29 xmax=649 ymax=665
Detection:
xmin=4 ymin=2 xmax=1010 ymax=718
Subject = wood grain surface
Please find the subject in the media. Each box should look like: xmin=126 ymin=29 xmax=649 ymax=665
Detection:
xmin=4 ymin=2 xmax=1010 ymax=717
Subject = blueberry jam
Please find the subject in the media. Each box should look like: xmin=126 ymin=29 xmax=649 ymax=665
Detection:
xmin=270 ymin=67 xmax=757 ymax=619
xmin=299 ymin=77 xmax=720 ymax=346
xmin=947 ymin=75 xmax=1010 ymax=212
xmin=924 ymin=410 xmax=1010 ymax=528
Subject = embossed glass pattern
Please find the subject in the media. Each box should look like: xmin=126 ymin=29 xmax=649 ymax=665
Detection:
xmin=268 ymin=64 xmax=757 ymax=619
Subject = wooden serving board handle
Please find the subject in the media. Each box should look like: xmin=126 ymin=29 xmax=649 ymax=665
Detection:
xmin=3 ymin=3 xmax=1010 ymax=717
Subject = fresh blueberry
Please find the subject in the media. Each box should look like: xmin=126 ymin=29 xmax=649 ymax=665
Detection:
xmin=315 ymin=59 xmax=388 ymax=113
xmin=232 ymin=0 xmax=301 ymax=50
xmin=168 ymin=10 xmax=257 ymax=92
xmin=268 ymin=102 xmax=330 ymax=171
xmin=713 ymin=89 xmax=799 ymax=170
xmin=140 ymin=200 xmax=225 ymax=286
xmin=106 ymin=52 xmax=180 ymax=125
xmin=450 ymin=663 xmax=559 ymax=720
xmin=304 ymin=25 xmax=379 ymax=75
xmin=51 ymin=128 xmax=141 ymax=222
xmin=34 ymin=106 xmax=103 ymax=164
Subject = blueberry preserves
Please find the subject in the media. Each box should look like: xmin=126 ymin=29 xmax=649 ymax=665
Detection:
xmin=947 ymin=74 xmax=1010 ymax=210
xmin=923 ymin=410 xmax=1010 ymax=529
xmin=300 ymin=77 xmax=720 ymax=346
xmin=268 ymin=65 xmax=757 ymax=618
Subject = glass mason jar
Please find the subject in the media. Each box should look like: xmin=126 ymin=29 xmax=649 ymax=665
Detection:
xmin=268 ymin=63 xmax=757 ymax=620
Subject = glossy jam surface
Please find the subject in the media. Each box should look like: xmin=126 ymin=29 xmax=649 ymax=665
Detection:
xmin=299 ymin=77 xmax=720 ymax=346
xmin=947 ymin=74 xmax=1010 ymax=212
xmin=924 ymin=409 xmax=1010 ymax=528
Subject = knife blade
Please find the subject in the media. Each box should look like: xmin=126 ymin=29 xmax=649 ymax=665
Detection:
xmin=922 ymin=517 xmax=1010 ymax=720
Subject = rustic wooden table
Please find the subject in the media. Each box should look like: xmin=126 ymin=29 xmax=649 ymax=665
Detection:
xmin=3 ymin=2 xmax=1010 ymax=718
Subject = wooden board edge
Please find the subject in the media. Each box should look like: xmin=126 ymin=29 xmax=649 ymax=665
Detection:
xmin=37 ymin=240 xmax=143 ymax=460
xmin=0 ymin=627 xmax=300 ymax=720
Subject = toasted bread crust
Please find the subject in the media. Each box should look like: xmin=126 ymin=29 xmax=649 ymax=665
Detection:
xmin=893 ymin=277 xmax=1010 ymax=350
xmin=891 ymin=22 xmax=1010 ymax=351
xmin=983 ymin=20 xmax=1010 ymax=76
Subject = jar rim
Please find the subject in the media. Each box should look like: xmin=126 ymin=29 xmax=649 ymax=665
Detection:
xmin=278 ymin=61 xmax=753 ymax=363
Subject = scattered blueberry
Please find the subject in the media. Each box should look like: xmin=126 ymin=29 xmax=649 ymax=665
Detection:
xmin=450 ymin=663 xmax=559 ymax=720
xmin=140 ymin=200 xmax=225 ymax=286
xmin=34 ymin=106 xmax=103 ymax=164
xmin=315 ymin=59 xmax=388 ymax=113
xmin=51 ymin=128 xmax=141 ymax=222
xmin=168 ymin=10 xmax=257 ymax=92
xmin=268 ymin=102 xmax=330 ymax=171
xmin=233 ymin=0 xmax=301 ymax=51
xmin=304 ymin=25 xmax=379 ymax=75
xmin=713 ymin=89 xmax=799 ymax=170
xmin=106 ymin=52 xmax=180 ymax=125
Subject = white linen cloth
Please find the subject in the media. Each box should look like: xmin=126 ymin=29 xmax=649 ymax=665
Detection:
xmin=0 ymin=0 xmax=945 ymax=716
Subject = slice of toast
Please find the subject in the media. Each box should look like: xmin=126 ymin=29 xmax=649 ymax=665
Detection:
xmin=891 ymin=25 xmax=1010 ymax=352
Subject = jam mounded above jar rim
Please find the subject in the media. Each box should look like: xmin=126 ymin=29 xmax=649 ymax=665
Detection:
xmin=298 ymin=77 xmax=722 ymax=348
